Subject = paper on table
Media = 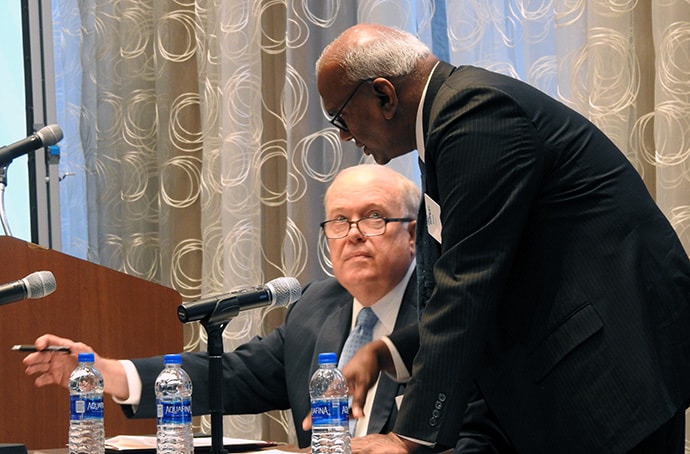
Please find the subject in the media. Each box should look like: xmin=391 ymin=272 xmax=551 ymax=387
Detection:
xmin=105 ymin=435 xmax=156 ymax=449
xmin=105 ymin=435 xmax=277 ymax=451
xmin=250 ymin=451 xmax=293 ymax=454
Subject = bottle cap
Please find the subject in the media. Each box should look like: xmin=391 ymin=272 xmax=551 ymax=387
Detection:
xmin=318 ymin=352 xmax=337 ymax=365
xmin=78 ymin=352 xmax=95 ymax=363
xmin=164 ymin=353 xmax=182 ymax=365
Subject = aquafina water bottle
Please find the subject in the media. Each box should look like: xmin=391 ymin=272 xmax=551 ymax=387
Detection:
xmin=309 ymin=352 xmax=350 ymax=453
xmin=155 ymin=354 xmax=193 ymax=454
xmin=68 ymin=352 xmax=105 ymax=453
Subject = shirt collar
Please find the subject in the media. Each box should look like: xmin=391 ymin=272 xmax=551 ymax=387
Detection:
xmin=415 ymin=61 xmax=441 ymax=163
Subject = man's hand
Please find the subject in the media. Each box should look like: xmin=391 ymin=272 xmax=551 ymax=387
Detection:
xmin=22 ymin=333 xmax=130 ymax=400
xmin=23 ymin=334 xmax=89 ymax=388
xmin=302 ymin=339 xmax=394 ymax=431
xmin=351 ymin=432 xmax=422 ymax=453
xmin=341 ymin=339 xmax=394 ymax=420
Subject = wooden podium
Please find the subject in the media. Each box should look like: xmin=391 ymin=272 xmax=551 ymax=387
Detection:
xmin=0 ymin=236 xmax=184 ymax=450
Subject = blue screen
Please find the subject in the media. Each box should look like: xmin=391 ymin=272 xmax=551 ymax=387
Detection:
xmin=0 ymin=0 xmax=31 ymax=241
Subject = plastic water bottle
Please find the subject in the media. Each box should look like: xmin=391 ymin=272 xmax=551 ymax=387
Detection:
xmin=310 ymin=352 xmax=350 ymax=454
xmin=155 ymin=354 xmax=193 ymax=454
xmin=68 ymin=352 xmax=105 ymax=454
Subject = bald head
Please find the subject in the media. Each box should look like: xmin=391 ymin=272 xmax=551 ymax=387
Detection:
xmin=316 ymin=24 xmax=439 ymax=164
xmin=316 ymin=24 xmax=433 ymax=84
xmin=325 ymin=164 xmax=420 ymax=218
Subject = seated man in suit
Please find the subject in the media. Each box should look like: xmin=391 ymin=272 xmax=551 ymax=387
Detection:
xmin=23 ymin=164 xmax=420 ymax=449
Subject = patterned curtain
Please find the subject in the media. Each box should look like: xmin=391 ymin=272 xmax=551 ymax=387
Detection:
xmin=51 ymin=0 xmax=690 ymax=446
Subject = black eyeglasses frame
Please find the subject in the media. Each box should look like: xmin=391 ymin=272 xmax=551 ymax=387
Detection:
xmin=327 ymin=78 xmax=376 ymax=132
xmin=320 ymin=215 xmax=413 ymax=239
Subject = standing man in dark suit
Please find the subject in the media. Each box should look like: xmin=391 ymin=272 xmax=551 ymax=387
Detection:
xmin=316 ymin=23 xmax=690 ymax=453
xmin=23 ymin=164 xmax=420 ymax=449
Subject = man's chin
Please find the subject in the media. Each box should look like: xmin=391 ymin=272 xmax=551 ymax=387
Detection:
xmin=339 ymin=268 xmax=375 ymax=284
xmin=374 ymin=156 xmax=390 ymax=165
xmin=366 ymin=150 xmax=389 ymax=165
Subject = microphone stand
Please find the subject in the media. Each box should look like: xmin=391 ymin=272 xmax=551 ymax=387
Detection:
xmin=0 ymin=166 xmax=25 ymax=453
xmin=0 ymin=166 xmax=12 ymax=236
xmin=200 ymin=308 xmax=241 ymax=454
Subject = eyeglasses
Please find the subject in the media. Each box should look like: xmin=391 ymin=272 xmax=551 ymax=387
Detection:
xmin=327 ymin=78 xmax=375 ymax=132
xmin=320 ymin=215 xmax=413 ymax=239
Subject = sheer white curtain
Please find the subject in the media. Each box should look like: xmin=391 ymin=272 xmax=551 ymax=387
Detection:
xmin=444 ymin=0 xmax=690 ymax=252
xmin=52 ymin=0 xmax=690 ymax=447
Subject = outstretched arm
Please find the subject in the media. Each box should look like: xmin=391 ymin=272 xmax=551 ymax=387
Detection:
xmin=23 ymin=333 xmax=130 ymax=400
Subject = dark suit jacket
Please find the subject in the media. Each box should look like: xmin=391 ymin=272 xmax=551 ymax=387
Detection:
xmin=391 ymin=62 xmax=690 ymax=453
xmin=123 ymin=275 xmax=417 ymax=448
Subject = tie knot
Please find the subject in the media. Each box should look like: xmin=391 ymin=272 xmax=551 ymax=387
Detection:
xmin=356 ymin=307 xmax=378 ymax=329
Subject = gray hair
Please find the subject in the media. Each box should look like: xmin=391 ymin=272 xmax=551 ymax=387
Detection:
xmin=397 ymin=170 xmax=422 ymax=218
xmin=316 ymin=26 xmax=432 ymax=83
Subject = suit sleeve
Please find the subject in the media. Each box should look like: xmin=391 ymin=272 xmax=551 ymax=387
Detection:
xmin=122 ymin=323 xmax=291 ymax=419
xmin=387 ymin=322 xmax=419 ymax=372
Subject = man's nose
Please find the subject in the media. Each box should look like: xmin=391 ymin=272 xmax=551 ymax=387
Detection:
xmin=339 ymin=129 xmax=354 ymax=141
xmin=346 ymin=221 xmax=364 ymax=239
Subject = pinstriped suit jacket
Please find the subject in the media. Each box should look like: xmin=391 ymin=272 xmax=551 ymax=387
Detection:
xmin=392 ymin=62 xmax=690 ymax=453
xmin=123 ymin=276 xmax=417 ymax=448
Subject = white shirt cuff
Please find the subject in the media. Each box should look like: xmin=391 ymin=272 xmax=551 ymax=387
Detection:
xmin=398 ymin=434 xmax=435 ymax=447
xmin=380 ymin=336 xmax=411 ymax=382
xmin=111 ymin=359 xmax=142 ymax=407
xmin=379 ymin=339 xmax=434 ymax=448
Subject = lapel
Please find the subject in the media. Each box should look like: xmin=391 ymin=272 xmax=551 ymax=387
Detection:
xmin=311 ymin=294 xmax=353 ymax=371
xmin=365 ymin=273 xmax=418 ymax=434
xmin=422 ymin=61 xmax=456 ymax=137
xmin=417 ymin=62 xmax=456 ymax=311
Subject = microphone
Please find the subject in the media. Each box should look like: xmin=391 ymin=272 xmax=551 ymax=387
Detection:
xmin=0 ymin=271 xmax=57 ymax=307
xmin=0 ymin=124 xmax=63 ymax=167
xmin=177 ymin=276 xmax=301 ymax=324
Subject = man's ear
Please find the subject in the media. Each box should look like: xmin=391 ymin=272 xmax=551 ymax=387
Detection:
xmin=408 ymin=219 xmax=417 ymax=242
xmin=374 ymin=86 xmax=390 ymax=106
xmin=372 ymin=78 xmax=398 ymax=117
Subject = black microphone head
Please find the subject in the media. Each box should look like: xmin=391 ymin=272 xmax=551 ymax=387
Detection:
xmin=266 ymin=277 xmax=301 ymax=307
xmin=36 ymin=124 xmax=63 ymax=146
xmin=22 ymin=271 xmax=57 ymax=299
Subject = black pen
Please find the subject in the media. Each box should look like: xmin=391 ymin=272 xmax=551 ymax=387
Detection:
xmin=11 ymin=344 xmax=71 ymax=353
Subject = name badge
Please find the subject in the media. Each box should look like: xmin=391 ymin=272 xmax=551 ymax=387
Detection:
xmin=424 ymin=193 xmax=442 ymax=244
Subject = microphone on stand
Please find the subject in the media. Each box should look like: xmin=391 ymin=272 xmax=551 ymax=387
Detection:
xmin=0 ymin=124 xmax=63 ymax=167
xmin=179 ymin=276 xmax=301 ymax=453
xmin=0 ymin=125 xmax=64 ymax=235
xmin=177 ymin=276 xmax=302 ymax=324
xmin=0 ymin=271 xmax=57 ymax=307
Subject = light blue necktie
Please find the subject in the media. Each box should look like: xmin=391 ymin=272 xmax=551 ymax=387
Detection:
xmin=339 ymin=307 xmax=379 ymax=369
xmin=338 ymin=307 xmax=378 ymax=435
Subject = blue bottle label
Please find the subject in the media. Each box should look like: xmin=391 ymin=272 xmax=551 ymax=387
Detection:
xmin=311 ymin=398 xmax=349 ymax=427
xmin=70 ymin=395 xmax=104 ymax=420
xmin=157 ymin=399 xmax=192 ymax=424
